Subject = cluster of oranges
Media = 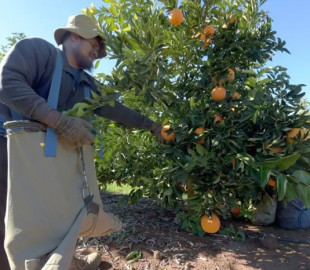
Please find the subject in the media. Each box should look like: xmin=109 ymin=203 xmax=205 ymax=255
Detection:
xmin=165 ymin=10 xmax=239 ymax=232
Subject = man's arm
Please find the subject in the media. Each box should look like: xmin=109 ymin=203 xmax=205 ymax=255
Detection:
xmin=0 ymin=38 xmax=56 ymax=123
xmin=95 ymin=101 xmax=162 ymax=138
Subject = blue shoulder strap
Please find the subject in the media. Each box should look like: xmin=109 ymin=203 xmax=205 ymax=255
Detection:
xmin=44 ymin=50 xmax=63 ymax=157
xmin=84 ymin=86 xmax=104 ymax=158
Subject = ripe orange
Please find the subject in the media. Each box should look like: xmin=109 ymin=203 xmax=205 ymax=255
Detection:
xmin=214 ymin=114 xmax=223 ymax=122
xmin=270 ymin=147 xmax=282 ymax=154
xmin=168 ymin=8 xmax=184 ymax=26
xmin=286 ymin=128 xmax=306 ymax=144
xmin=203 ymin=25 xmax=215 ymax=36
xmin=202 ymin=38 xmax=212 ymax=50
xmin=211 ymin=86 xmax=226 ymax=101
xmin=161 ymin=125 xmax=176 ymax=141
xmin=232 ymin=92 xmax=241 ymax=100
xmin=229 ymin=14 xmax=238 ymax=23
xmin=200 ymin=33 xmax=206 ymax=42
xmin=267 ymin=177 xmax=276 ymax=187
xmin=208 ymin=189 xmax=214 ymax=195
xmin=200 ymin=213 xmax=221 ymax=233
xmin=227 ymin=68 xmax=235 ymax=81
xmin=194 ymin=126 xmax=205 ymax=144
xmin=231 ymin=207 xmax=240 ymax=216
xmin=265 ymin=144 xmax=282 ymax=154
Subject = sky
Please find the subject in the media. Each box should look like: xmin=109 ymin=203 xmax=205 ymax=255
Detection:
xmin=0 ymin=0 xmax=309 ymax=102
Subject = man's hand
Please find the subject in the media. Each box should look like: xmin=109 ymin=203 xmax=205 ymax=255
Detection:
xmin=150 ymin=122 xmax=163 ymax=141
xmin=54 ymin=115 xmax=95 ymax=147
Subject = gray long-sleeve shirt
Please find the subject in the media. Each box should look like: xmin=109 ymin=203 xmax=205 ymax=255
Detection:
xmin=0 ymin=37 xmax=154 ymax=135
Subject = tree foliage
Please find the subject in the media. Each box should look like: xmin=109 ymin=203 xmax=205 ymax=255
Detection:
xmin=0 ymin=33 xmax=26 ymax=62
xmin=82 ymin=0 xmax=310 ymax=233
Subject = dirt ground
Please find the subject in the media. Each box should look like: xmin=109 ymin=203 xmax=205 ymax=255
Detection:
xmin=79 ymin=192 xmax=310 ymax=270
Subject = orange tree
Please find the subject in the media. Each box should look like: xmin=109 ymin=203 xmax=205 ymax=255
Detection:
xmin=83 ymin=0 xmax=310 ymax=234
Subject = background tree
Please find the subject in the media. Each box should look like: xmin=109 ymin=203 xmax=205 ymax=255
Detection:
xmin=0 ymin=33 xmax=26 ymax=62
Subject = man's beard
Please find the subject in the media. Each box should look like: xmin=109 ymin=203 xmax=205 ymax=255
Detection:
xmin=73 ymin=48 xmax=94 ymax=71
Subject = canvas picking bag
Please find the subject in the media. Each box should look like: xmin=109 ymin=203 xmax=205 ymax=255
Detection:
xmin=4 ymin=121 xmax=122 ymax=270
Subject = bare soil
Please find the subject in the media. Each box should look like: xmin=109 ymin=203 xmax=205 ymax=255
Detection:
xmin=80 ymin=192 xmax=310 ymax=270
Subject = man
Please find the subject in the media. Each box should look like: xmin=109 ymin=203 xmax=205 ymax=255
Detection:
xmin=0 ymin=14 xmax=162 ymax=269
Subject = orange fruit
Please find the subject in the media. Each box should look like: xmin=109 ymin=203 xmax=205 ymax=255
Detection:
xmin=168 ymin=8 xmax=184 ymax=26
xmin=231 ymin=207 xmax=240 ymax=216
xmin=208 ymin=189 xmax=214 ymax=195
xmin=265 ymin=144 xmax=282 ymax=154
xmin=267 ymin=177 xmax=276 ymax=187
xmin=214 ymin=114 xmax=223 ymax=122
xmin=270 ymin=147 xmax=282 ymax=154
xmin=202 ymin=38 xmax=212 ymax=50
xmin=286 ymin=128 xmax=306 ymax=144
xmin=232 ymin=92 xmax=241 ymax=100
xmin=229 ymin=14 xmax=238 ymax=23
xmin=194 ymin=126 xmax=205 ymax=144
xmin=161 ymin=125 xmax=176 ymax=141
xmin=226 ymin=68 xmax=235 ymax=81
xmin=211 ymin=86 xmax=226 ymax=101
xmin=200 ymin=33 xmax=206 ymax=42
xmin=200 ymin=213 xmax=221 ymax=233
xmin=203 ymin=25 xmax=215 ymax=36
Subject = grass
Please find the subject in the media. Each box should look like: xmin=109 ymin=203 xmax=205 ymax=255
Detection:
xmin=103 ymin=182 xmax=131 ymax=194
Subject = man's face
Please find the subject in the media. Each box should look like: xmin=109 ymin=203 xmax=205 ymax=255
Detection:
xmin=73 ymin=36 xmax=100 ymax=70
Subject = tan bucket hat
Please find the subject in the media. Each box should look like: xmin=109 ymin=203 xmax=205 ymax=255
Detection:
xmin=54 ymin=14 xmax=106 ymax=58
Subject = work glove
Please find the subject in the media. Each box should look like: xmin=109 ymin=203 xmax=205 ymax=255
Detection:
xmin=150 ymin=122 xmax=163 ymax=141
xmin=54 ymin=115 xmax=95 ymax=147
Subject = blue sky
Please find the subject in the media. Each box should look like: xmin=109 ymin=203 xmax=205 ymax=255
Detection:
xmin=0 ymin=0 xmax=309 ymax=102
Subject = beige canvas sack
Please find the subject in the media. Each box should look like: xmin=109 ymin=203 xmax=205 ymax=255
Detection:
xmin=4 ymin=121 xmax=122 ymax=270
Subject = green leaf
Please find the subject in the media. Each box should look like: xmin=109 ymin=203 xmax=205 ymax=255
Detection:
xmin=245 ymin=77 xmax=256 ymax=88
xmin=292 ymin=170 xmax=310 ymax=185
xmin=95 ymin=60 xmax=100 ymax=69
xmin=297 ymin=184 xmax=310 ymax=208
xmin=108 ymin=100 xmax=115 ymax=107
xmin=163 ymin=187 xmax=173 ymax=196
xmin=285 ymin=181 xmax=297 ymax=200
xmin=261 ymin=153 xmax=301 ymax=171
xmin=276 ymin=174 xmax=287 ymax=201
xmin=122 ymin=26 xmax=131 ymax=32
xmin=91 ymin=90 xmax=100 ymax=100
xmin=257 ymin=78 xmax=271 ymax=85
xmin=196 ymin=144 xmax=206 ymax=156
xmin=259 ymin=167 xmax=271 ymax=188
